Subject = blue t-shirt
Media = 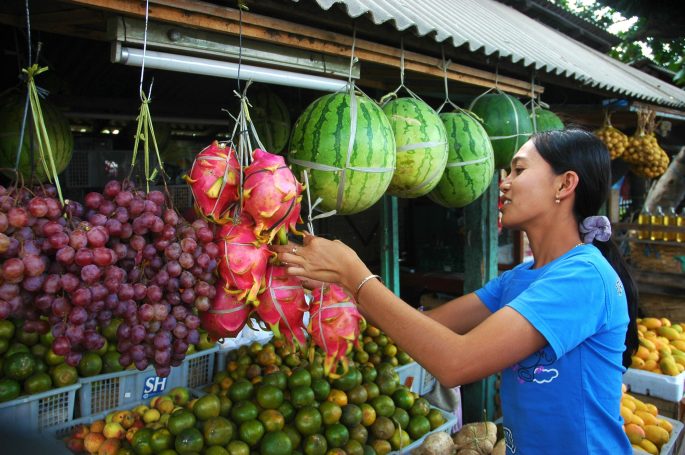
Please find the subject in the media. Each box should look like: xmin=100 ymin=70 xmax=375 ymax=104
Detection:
xmin=475 ymin=244 xmax=631 ymax=455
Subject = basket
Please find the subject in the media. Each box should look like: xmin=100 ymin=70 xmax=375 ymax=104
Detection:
xmin=395 ymin=362 xmax=423 ymax=394
xmin=388 ymin=406 xmax=458 ymax=454
xmin=0 ymin=383 xmax=80 ymax=433
xmin=185 ymin=346 xmax=218 ymax=390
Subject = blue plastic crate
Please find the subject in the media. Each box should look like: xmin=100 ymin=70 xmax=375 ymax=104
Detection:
xmin=77 ymin=346 xmax=218 ymax=417
xmin=0 ymin=383 xmax=80 ymax=433
xmin=395 ymin=362 xmax=423 ymax=394
xmin=389 ymin=406 xmax=458 ymax=454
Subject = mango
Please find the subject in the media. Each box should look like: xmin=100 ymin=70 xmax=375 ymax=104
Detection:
xmin=645 ymin=330 xmax=657 ymax=339
xmin=636 ymin=346 xmax=651 ymax=360
xmin=658 ymin=326 xmax=680 ymax=341
xmin=625 ymin=423 xmax=645 ymax=444
xmin=620 ymin=405 xmax=633 ymax=422
xmin=660 ymin=357 xmax=680 ymax=376
xmin=639 ymin=338 xmax=656 ymax=351
xmin=659 ymin=346 xmax=672 ymax=356
xmin=647 ymin=351 xmax=660 ymax=362
xmin=639 ymin=439 xmax=658 ymax=455
xmin=633 ymin=400 xmax=648 ymax=413
xmin=644 ymin=359 xmax=658 ymax=371
xmin=673 ymin=324 xmax=683 ymax=333
xmin=622 ymin=398 xmax=637 ymax=413
xmin=642 ymin=318 xmax=662 ymax=330
xmin=661 ymin=318 xmax=672 ymax=327
xmin=671 ymin=340 xmax=685 ymax=352
xmin=645 ymin=424 xmax=670 ymax=447
xmin=644 ymin=404 xmax=658 ymax=416
xmin=630 ymin=414 xmax=645 ymax=427
xmin=657 ymin=418 xmax=673 ymax=433
xmin=671 ymin=347 xmax=685 ymax=357
xmin=631 ymin=357 xmax=646 ymax=369
xmin=638 ymin=324 xmax=648 ymax=333
xmin=635 ymin=410 xmax=658 ymax=426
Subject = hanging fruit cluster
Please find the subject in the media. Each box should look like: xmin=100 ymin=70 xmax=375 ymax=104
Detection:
xmin=0 ymin=181 xmax=219 ymax=378
xmin=187 ymin=142 xmax=364 ymax=377
xmin=594 ymin=111 xmax=628 ymax=160
xmin=622 ymin=110 xmax=670 ymax=178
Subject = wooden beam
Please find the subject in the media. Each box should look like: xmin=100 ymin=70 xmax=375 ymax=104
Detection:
xmin=63 ymin=0 xmax=543 ymax=96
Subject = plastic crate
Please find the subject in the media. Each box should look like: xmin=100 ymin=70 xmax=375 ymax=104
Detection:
xmin=185 ymin=346 xmax=219 ymax=390
xmin=395 ymin=362 xmax=423 ymax=394
xmin=420 ymin=367 xmax=437 ymax=396
xmin=623 ymin=368 xmax=685 ymax=402
xmin=631 ymin=415 xmax=683 ymax=455
xmin=77 ymin=346 xmax=217 ymax=417
xmin=0 ymin=383 xmax=80 ymax=433
xmin=388 ymin=406 xmax=458 ymax=454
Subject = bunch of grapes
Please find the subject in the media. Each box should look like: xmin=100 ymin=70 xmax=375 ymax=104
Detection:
xmin=0 ymin=181 xmax=219 ymax=377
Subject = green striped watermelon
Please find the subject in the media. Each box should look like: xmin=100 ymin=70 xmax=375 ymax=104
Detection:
xmin=0 ymin=93 xmax=73 ymax=183
xmin=469 ymin=93 xmax=532 ymax=169
xmin=251 ymin=89 xmax=291 ymax=154
xmin=529 ymin=108 xmax=564 ymax=133
xmin=428 ymin=112 xmax=495 ymax=208
xmin=288 ymin=90 xmax=395 ymax=215
xmin=382 ymin=97 xmax=448 ymax=198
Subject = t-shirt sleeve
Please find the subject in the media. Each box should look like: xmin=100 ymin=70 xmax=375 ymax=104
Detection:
xmin=475 ymin=273 xmax=505 ymax=313
xmin=507 ymin=260 xmax=608 ymax=360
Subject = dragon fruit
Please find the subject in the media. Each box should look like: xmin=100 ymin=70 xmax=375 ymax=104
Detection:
xmin=200 ymin=282 xmax=251 ymax=339
xmin=242 ymin=148 xmax=303 ymax=242
xmin=184 ymin=141 xmax=240 ymax=223
xmin=217 ymin=215 xmax=274 ymax=305
xmin=308 ymin=284 xmax=364 ymax=377
xmin=256 ymin=264 xmax=308 ymax=350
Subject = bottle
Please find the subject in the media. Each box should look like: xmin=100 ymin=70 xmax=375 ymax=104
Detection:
xmin=663 ymin=207 xmax=677 ymax=242
xmin=650 ymin=206 xmax=664 ymax=241
xmin=637 ymin=208 xmax=650 ymax=240
xmin=677 ymin=208 xmax=685 ymax=243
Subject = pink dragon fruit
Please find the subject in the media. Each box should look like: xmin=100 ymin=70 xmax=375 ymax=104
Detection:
xmin=200 ymin=282 xmax=251 ymax=339
xmin=217 ymin=215 xmax=274 ymax=305
xmin=184 ymin=141 xmax=240 ymax=223
xmin=242 ymin=148 xmax=303 ymax=242
xmin=256 ymin=264 xmax=308 ymax=350
xmin=308 ymin=284 xmax=364 ymax=377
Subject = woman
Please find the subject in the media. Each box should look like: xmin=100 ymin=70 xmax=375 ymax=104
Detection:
xmin=275 ymin=129 xmax=637 ymax=454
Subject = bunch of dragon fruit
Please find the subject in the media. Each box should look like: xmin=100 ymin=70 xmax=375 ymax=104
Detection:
xmin=308 ymin=284 xmax=364 ymax=377
xmin=184 ymin=141 xmax=240 ymax=224
xmin=200 ymin=282 xmax=251 ymax=340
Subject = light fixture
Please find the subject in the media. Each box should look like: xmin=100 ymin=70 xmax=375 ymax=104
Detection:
xmin=113 ymin=45 xmax=349 ymax=92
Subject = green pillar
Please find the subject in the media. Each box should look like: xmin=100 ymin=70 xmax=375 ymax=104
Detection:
xmin=380 ymin=195 xmax=400 ymax=295
xmin=461 ymin=175 xmax=499 ymax=423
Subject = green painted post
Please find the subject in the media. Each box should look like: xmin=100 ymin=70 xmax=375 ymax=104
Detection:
xmin=461 ymin=174 xmax=499 ymax=423
xmin=380 ymin=195 xmax=400 ymax=295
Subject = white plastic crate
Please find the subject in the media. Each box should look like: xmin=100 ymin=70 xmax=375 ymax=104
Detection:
xmin=77 ymin=346 xmax=218 ymax=417
xmin=631 ymin=415 xmax=683 ymax=455
xmin=420 ymin=367 xmax=437 ymax=396
xmin=395 ymin=362 xmax=423 ymax=394
xmin=0 ymin=383 xmax=80 ymax=433
xmin=623 ymin=368 xmax=685 ymax=402
xmin=388 ymin=406 xmax=458 ymax=454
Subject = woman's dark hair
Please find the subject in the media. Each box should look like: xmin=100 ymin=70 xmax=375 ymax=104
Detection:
xmin=531 ymin=128 xmax=638 ymax=369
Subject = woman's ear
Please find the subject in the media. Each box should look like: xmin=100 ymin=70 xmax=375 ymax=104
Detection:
xmin=556 ymin=171 xmax=579 ymax=200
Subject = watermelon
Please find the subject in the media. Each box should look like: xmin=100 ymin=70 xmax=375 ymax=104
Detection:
xmin=251 ymin=89 xmax=291 ymax=154
xmin=288 ymin=90 xmax=395 ymax=215
xmin=0 ymin=93 xmax=73 ymax=183
xmin=428 ymin=112 xmax=495 ymax=208
xmin=382 ymin=97 xmax=448 ymax=198
xmin=529 ymin=108 xmax=564 ymax=133
xmin=469 ymin=93 xmax=532 ymax=169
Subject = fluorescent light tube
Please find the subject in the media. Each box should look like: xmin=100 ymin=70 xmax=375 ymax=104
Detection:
xmin=114 ymin=46 xmax=348 ymax=92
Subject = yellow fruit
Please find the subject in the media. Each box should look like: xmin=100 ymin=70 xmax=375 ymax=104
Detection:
xmin=640 ymin=338 xmax=657 ymax=350
xmin=630 ymin=414 xmax=645 ymax=427
xmin=644 ymin=360 xmax=658 ymax=371
xmin=672 ymin=324 xmax=683 ymax=333
xmin=638 ymin=324 xmax=648 ymax=333
xmin=640 ymin=439 xmax=658 ymax=455
xmin=620 ymin=406 xmax=633 ymax=422
xmin=659 ymin=346 xmax=672 ymax=356
xmin=636 ymin=346 xmax=651 ymax=360
xmin=645 ymin=331 xmax=657 ymax=339
xmin=625 ymin=423 xmax=645 ymax=444
xmin=671 ymin=340 xmax=685 ymax=352
xmin=644 ymin=404 xmax=658 ymax=417
xmin=661 ymin=318 xmax=672 ymax=327
xmin=642 ymin=318 xmax=662 ymax=330
xmin=622 ymin=398 xmax=637 ymax=413
xmin=631 ymin=357 xmax=646 ymax=369
xmin=645 ymin=424 xmax=670 ymax=447
xmin=647 ymin=351 xmax=660 ymax=362
xmin=659 ymin=327 xmax=680 ymax=341
xmin=660 ymin=357 xmax=680 ymax=376
xmin=657 ymin=418 xmax=673 ymax=433
xmin=635 ymin=411 xmax=658 ymax=426
xmin=678 ymin=363 xmax=685 ymax=373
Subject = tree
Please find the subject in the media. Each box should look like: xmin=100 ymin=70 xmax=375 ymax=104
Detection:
xmin=552 ymin=0 xmax=685 ymax=86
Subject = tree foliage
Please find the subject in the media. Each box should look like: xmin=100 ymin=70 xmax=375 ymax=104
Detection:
xmin=553 ymin=0 xmax=685 ymax=86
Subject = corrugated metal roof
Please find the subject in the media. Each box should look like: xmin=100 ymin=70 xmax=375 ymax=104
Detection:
xmin=300 ymin=0 xmax=685 ymax=108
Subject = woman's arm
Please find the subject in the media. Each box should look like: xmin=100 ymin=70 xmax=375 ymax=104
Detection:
xmin=274 ymin=235 xmax=546 ymax=387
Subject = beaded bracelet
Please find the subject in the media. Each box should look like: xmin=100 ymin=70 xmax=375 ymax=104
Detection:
xmin=354 ymin=274 xmax=382 ymax=301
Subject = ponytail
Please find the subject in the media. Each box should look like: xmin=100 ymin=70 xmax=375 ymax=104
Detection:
xmin=594 ymin=239 xmax=638 ymax=369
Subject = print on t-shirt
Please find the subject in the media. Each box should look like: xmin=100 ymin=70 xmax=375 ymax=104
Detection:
xmin=512 ymin=347 xmax=559 ymax=384
xmin=504 ymin=426 xmax=516 ymax=453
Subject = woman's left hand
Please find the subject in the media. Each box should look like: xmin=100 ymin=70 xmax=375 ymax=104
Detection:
xmin=271 ymin=233 xmax=371 ymax=293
